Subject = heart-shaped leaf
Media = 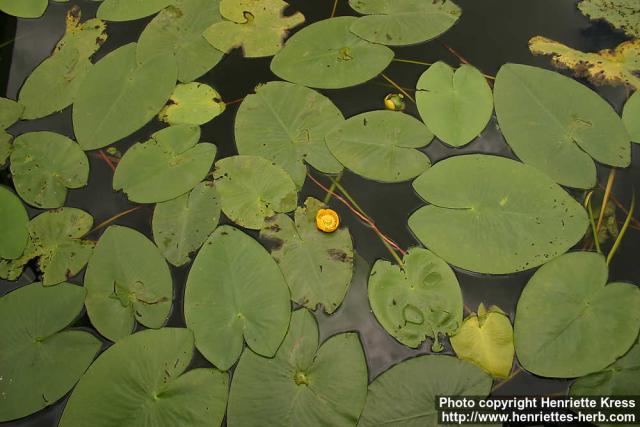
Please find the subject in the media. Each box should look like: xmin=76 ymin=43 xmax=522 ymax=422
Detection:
xmin=158 ymin=82 xmax=225 ymax=125
xmin=0 ymin=186 xmax=28 ymax=260
xmin=0 ymin=0 xmax=47 ymax=18
xmin=623 ymin=91 xmax=640 ymax=143
xmin=0 ymin=97 xmax=23 ymax=129
xmin=97 ymin=0 xmax=174 ymax=21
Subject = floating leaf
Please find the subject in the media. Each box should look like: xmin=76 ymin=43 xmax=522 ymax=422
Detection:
xmin=450 ymin=304 xmax=514 ymax=379
xmin=409 ymin=154 xmax=589 ymax=274
xmin=235 ymin=81 xmax=343 ymax=187
xmin=358 ymin=355 xmax=492 ymax=427
xmin=368 ymin=248 xmax=463 ymax=352
xmin=203 ymin=0 xmax=304 ymax=58
xmin=514 ymin=251 xmax=640 ymax=378
xmin=18 ymin=8 xmax=108 ymax=119
xmin=0 ymin=186 xmax=28 ymax=260
xmin=137 ymin=0 xmax=224 ymax=83
xmin=158 ymin=82 xmax=225 ymax=126
xmin=348 ymin=0 xmax=461 ymax=46
xmin=59 ymin=328 xmax=228 ymax=427
xmin=0 ymin=97 xmax=23 ymax=129
xmin=0 ymin=283 xmax=101 ymax=422
xmin=529 ymin=36 xmax=640 ymax=90
xmin=578 ymin=0 xmax=640 ymax=38
xmin=623 ymin=91 xmax=640 ymax=143
xmin=494 ymin=63 xmax=630 ymax=188
xmin=271 ymin=16 xmax=394 ymax=89
xmin=152 ymin=181 xmax=221 ymax=267
xmin=213 ymin=155 xmax=297 ymax=230
xmin=73 ymin=43 xmax=177 ymax=151
xmin=85 ymin=225 xmax=173 ymax=342
xmin=326 ymin=110 xmax=433 ymax=183
xmin=113 ymin=125 xmax=217 ymax=203
xmin=97 ymin=0 xmax=174 ymax=21
xmin=185 ymin=226 xmax=290 ymax=370
xmin=228 ymin=309 xmax=368 ymax=426
xmin=260 ymin=197 xmax=354 ymax=314
xmin=0 ymin=132 xmax=10 ymax=166
xmin=10 ymin=131 xmax=89 ymax=209
xmin=0 ymin=0 xmax=47 ymax=18
xmin=416 ymin=61 xmax=493 ymax=147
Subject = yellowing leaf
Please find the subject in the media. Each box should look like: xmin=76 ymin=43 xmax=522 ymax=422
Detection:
xmin=578 ymin=0 xmax=640 ymax=38
xmin=450 ymin=303 xmax=515 ymax=379
xmin=529 ymin=36 xmax=640 ymax=90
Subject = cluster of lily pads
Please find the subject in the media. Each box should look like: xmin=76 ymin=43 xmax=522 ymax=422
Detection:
xmin=0 ymin=0 xmax=639 ymax=425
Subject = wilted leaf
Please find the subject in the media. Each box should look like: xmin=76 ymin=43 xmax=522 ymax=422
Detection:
xmin=623 ymin=91 xmax=640 ymax=143
xmin=158 ymin=82 xmax=225 ymax=125
xmin=0 ymin=186 xmax=29 ymax=260
xmin=0 ymin=0 xmax=47 ymax=18
xmin=97 ymin=0 xmax=174 ymax=21
xmin=0 ymin=97 xmax=23 ymax=129
xmin=578 ymin=0 xmax=640 ymax=38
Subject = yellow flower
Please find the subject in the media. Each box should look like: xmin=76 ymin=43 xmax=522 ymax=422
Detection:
xmin=384 ymin=93 xmax=406 ymax=111
xmin=316 ymin=209 xmax=339 ymax=233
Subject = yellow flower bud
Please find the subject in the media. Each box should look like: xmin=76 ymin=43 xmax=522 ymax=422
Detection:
xmin=316 ymin=209 xmax=340 ymax=233
xmin=384 ymin=93 xmax=406 ymax=111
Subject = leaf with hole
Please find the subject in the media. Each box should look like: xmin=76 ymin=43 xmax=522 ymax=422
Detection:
xmin=0 ymin=186 xmax=28 ymax=260
xmin=97 ymin=0 xmax=174 ymax=21
xmin=158 ymin=82 xmax=225 ymax=126
xmin=623 ymin=91 xmax=640 ymax=143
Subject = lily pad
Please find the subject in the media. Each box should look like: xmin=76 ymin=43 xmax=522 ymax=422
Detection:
xmin=260 ymin=197 xmax=354 ymax=314
xmin=158 ymin=82 xmax=225 ymax=126
xmin=213 ymin=155 xmax=297 ymax=230
xmin=0 ymin=282 xmax=101 ymax=422
xmin=184 ymin=225 xmax=291 ymax=370
xmin=408 ymin=154 xmax=589 ymax=274
xmin=97 ymin=0 xmax=174 ymax=21
xmin=450 ymin=304 xmax=514 ymax=379
xmin=73 ymin=43 xmax=177 ymax=150
xmin=203 ymin=0 xmax=305 ymax=58
xmin=578 ymin=0 xmax=640 ymax=38
xmin=137 ymin=0 xmax=224 ymax=83
xmin=368 ymin=247 xmax=463 ymax=352
xmin=84 ymin=225 xmax=173 ymax=342
xmin=416 ymin=61 xmax=493 ymax=147
xmin=0 ymin=0 xmax=47 ymax=18
xmin=0 ymin=132 xmax=10 ymax=166
xmin=623 ymin=91 xmax=640 ymax=143
xmin=0 ymin=186 xmax=28 ymax=260
xmin=348 ymin=0 xmax=461 ymax=46
xmin=152 ymin=181 xmax=221 ymax=267
xmin=10 ymin=131 xmax=89 ymax=209
xmin=113 ymin=125 xmax=217 ymax=203
xmin=235 ymin=81 xmax=343 ymax=187
xmin=514 ymin=251 xmax=640 ymax=378
xmin=228 ymin=309 xmax=368 ymax=426
xmin=18 ymin=9 xmax=108 ymax=119
xmin=494 ymin=63 xmax=631 ymax=189
xmin=59 ymin=328 xmax=229 ymax=427
xmin=325 ymin=110 xmax=433 ymax=183
xmin=271 ymin=16 xmax=394 ymax=89
xmin=0 ymin=97 xmax=23 ymax=128
xmin=358 ymin=355 xmax=492 ymax=427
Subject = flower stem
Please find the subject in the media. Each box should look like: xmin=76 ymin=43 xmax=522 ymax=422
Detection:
xmin=381 ymin=73 xmax=415 ymax=103
xmin=607 ymin=192 xmax=636 ymax=265
xmin=323 ymin=170 xmax=343 ymax=204
xmin=584 ymin=191 xmax=602 ymax=254
xmin=596 ymin=168 xmax=616 ymax=233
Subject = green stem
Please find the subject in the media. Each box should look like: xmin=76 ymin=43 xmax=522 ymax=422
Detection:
xmin=393 ymin=58 xmax=432 ymax=66
xmin=585 ymin=193 xmax=602 ymax=254
xmin=607 ymin=192 xmax=636 ymax=265
xmin=323 ymin=171 xmax=343 ymax=204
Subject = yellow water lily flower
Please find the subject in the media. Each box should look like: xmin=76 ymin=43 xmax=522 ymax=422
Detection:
xmin=316 ymin=209 xmax=339 ymax=233
xmin=384 ymin=93 xmax=406 ymax=111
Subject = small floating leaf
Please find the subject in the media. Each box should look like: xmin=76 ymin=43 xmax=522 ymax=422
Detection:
xmin=271 ymin=16 xmax=394 ymax=89
xmin=514 ymin=251 xmax=640 ymax=378
xmin=368 ymin=248 xmax=463 ymax=351
xmin=0 ymin=186 xmax=28 ymax=260
xmin=97 ymin=0 xmax=174 ymax=21
xmin=325 ymin=110 xmax=433 ymax=183
xmin=416 ymin=61 xmax=493 ymax=147
xmin=113 ymin=125 xmax=217 ymax=203
xmin=408 ymin=154 xmax=589 ymax=274
xmin=0 ymin=0 xmax=47 ymax=18
xmin=0 ymin=97 xmax=23 ymax=129
xmin=577 ymin=0 xmax=640 ymax=38
xmin=158 ymin=82 xmax=225 ymax=126
xmin=85 ymin=225 xmax=173 ymax=342
xmin=0 ymin=283 xmax=101 ymax=422
xmin=0 ymin=132 xmax=10 ymax=166
xmin=185 ymin=226 xmax=291 ymax=370
xmin=228 ymin=309 xmax=368 ymax=426
xmin=260 ymin=197 xmax=354 ymax=314
xmin=623 ymin=91 xmax=640 ymax=143
xmin=59 ymin=328 xmax=228 ymax=427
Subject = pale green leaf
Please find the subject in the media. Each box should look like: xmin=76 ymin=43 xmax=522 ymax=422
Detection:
xmin=0 ymin=186 xmax=28 ymax=260
xmin=0 ymin=97 xmax=23 ymax=129
xmin=0 ymin=0 xmax=47 ymax=18
xmin=578 ymin=0 xmax=640 ymax=38
xmin=623 ymin=91 xmax=640 ymax=143
xmin=158 ymin=82 xmax=225 ymax=126
xmin=97 ymin=0 xmax=174 ymax=21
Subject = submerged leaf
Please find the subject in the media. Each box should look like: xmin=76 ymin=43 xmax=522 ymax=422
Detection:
xmin=623 ymin=91 xmax=640 ymax=143
xmin=0 ymin=0 xmax=47 ymax=18
xmin=578 ymin=0 xmax=640 ymax=38
xmin=0 ymin=97 xmax=23 ymax=129
xmin=97 ymin=0 xmax=174 ymax=21
xmin=159 ymin=82 xmax=225 ymax=125
xmin=0 ymin=186 xmax=29 ymax=260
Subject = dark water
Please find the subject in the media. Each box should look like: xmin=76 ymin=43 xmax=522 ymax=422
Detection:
xmin=1 ymin=0 xmax=639 ymax=426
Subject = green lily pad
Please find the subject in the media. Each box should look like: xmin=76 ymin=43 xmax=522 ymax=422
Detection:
xmin=348 ymin=0 xmax=461 ymax=46
xmin=228 ymin=309 xmax=368 ymax=426
xmin=494 ymin=63 xmax=630 ymax=189
xmin=152 ymin=181 xmax=221 ymax=267
xmin=203 ymin=0 xmax=305 ymax=58
xmin=213 ymin=155 xmax=297 ymax=230
xmin=0 ymin=282 xmax=101 ymax=422
xmin=185 ymin=225 xmax=291 ymax=370
xmin=97 ymin=0 xmax=174 ymax=21
xmin=18 ymin=9 xmax=107 ymax=120
xmin=113 ymin=125 xmax=217 ymax=203
xmin=73 ymin=43 xmax=177 ymax=150
xmin=0 ymin=97 xmax=23 ymax=129
xmin=235 ymin=81 xmax=343 ymax=187
xmin=0 ymin=186 xmax=28 ymax=260
xmin=358 ymin=355 xmax=492 ymax=427
xmin=0 ymin=0 xmax=47 ymax=18
xmin=578 ymin=0 xmax=640 ymax=38
xmin=10 ymin=131 xmax=89 ymax=209
xmin=85 ymin=225 xmax=173 ymax=342
xmin=260 ymin=197 xmax=354 ymax=314
xmin=326 ymin=110 xmax=433 ymax=183
xmin=271 ymin=16 xmax=394 ymax=89
xmin=408 ymin=154 xmax=588 ymax=274
xmin=623 ymin=91 xmax=640 ymax=143
xmin=450 ymin=304 xmax=514 ymax=379
xmin=368 ymin=247 xmax=463 ymax=352
xmin=514 ymin=251 xmax=640 ymax=378
xmin=416 ymin=62 xmax=493 ymax=147
xmin=137 ymin=0 xmax=224 ymax=83
xmin=158 ymin=82 xmax=225 ymax=126
xmin=59 ymin=328 xmax=228 ymax=427
xmin=0 ymin=132 xmax=10 ymax=166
